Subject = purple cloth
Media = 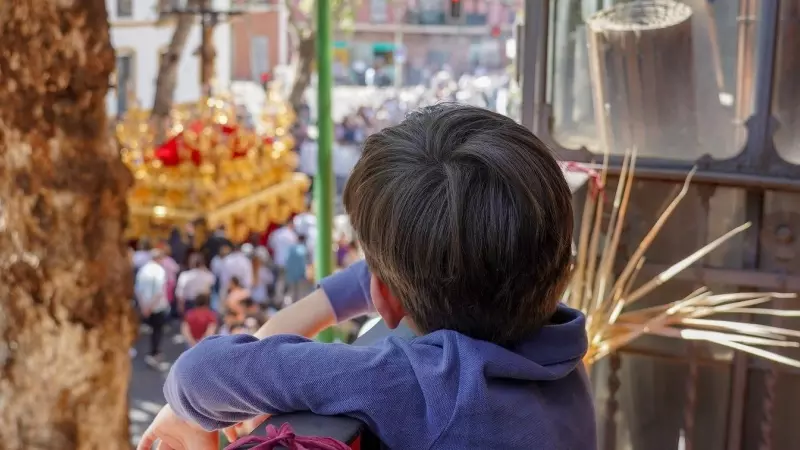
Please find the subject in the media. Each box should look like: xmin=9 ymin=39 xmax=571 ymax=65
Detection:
xmin=318 ymin=261 xmax=373 ymax=322
xmin=164 ymin=261 xmax=596 ymax=449
xmin=225 ymin=423 xmax=350 ymax=450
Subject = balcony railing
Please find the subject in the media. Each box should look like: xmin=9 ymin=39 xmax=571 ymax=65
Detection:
xmin=240 ymin=321 xmax=409 ymax=449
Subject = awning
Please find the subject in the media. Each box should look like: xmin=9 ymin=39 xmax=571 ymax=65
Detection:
xmin=372 ymin=42 xmax=395 ymax=53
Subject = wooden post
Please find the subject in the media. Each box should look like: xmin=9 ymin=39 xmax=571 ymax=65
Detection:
xmin=587 ymin=0 xmax=698 ymax=159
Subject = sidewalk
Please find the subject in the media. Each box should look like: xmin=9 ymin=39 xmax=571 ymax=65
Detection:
xmin=128 ymin=325 xmax=184 ymax=446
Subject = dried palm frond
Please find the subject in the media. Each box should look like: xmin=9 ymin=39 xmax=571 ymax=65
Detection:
xmin=565 ymin=152 xmax=799 ymax=368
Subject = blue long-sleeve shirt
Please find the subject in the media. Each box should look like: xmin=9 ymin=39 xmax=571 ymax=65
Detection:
xmin=164 ymin=261 xmax=596 ymax=449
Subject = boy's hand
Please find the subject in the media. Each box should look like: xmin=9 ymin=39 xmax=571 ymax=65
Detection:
xmin=137 ymin=405 xmax=218 ymax=450
xmin=222 ymin=415 xmax=271 ymax=443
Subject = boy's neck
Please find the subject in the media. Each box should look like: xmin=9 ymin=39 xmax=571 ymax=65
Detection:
xmin=401 ymin=317 xmax=421 ymax=336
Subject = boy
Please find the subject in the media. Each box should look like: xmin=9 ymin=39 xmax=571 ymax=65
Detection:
xmin=180 ymin=294 xmax=218 ymax=349
xmin=139 ymin=105 xmax=595 ymax=449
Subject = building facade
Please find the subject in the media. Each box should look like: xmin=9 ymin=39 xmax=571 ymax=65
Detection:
xmin=343 ymin=0 xmax=519 ymax=85
xmin=229 ymin=0 xmax=289 ymax=82
xmin=230 ymin=0 xmax=518 ymax=87
xmin=106 ymin=0 xmax=233 ymax=117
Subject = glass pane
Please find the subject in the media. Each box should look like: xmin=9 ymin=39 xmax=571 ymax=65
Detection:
xmin=548 ymin=0 xmax=754 ymax=160
xmin=117 ymin=0 xmax=133 ymax=18
xmin=772 ymin=1 xmax=800 ymax=164
xmin=250 ymin=36 xmax=270 ymax=81
xmin=116 ymin=56 xmax=133 ymax=116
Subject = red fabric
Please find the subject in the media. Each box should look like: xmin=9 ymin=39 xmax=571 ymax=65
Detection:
xmin=225 ymin=423 xmax=351 ymax=450
xmin=153 ymin=121 xmax=273 ymax=167
xmin=561 ymin=161 xmax=605 ymax=198
xmin=184 ymin=307 xmax=218 ymax=341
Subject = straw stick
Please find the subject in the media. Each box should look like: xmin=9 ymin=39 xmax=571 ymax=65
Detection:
xmin=621 ymin=256 xmax=646 ymax=300
xmin=583 ymin=140 xmax=612 ymax=313
xmin=705 ymin=338 xmax=800 ymax=369
xmin=701 ymin=291 xmax=796 ymax=305
xmin=725 ymin=308 xmax=800 ymax=317
xmin=680 ymin=318 xmax=800 ymax=339
xmin=594 ymin=147 xmax=638 ymax=313
xmin=618 ymin=222 xmax=752 ymax=311
xmin=571 ymin=183 xmax=599 ymax=312
xmin=583 ymin=188 xmax=607 ymax=313
xmin=649 ymin=327 xmax=798 ymax=347
xmin=606 ymin=167 xmax=698 ymax=324
xmin=570 ymin=154 xmax=800 ymax=368
xmin=687 ymin=296 xmax=774 ymax=318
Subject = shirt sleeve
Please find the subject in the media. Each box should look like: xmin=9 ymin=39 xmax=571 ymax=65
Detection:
xmin=163 ymin=333 xmax=413 ymax=432
xmin=318 ymin=260 xmax=374 ymax=321
xmin=135 ymin=268 xmax=158 ymax=308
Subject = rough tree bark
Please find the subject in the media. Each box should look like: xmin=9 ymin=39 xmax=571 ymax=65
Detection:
xmin=0 ymin=1 xmax=135 ymax=449
xmin=152 ymin=0 xmax=200 ymax=144
xmin=289 ymin=32 xmax=316 ymax=113
xmin=200 ymin=19 xmax=216 ymax=96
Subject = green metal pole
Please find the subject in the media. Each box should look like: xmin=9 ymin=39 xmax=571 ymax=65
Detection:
xmin=314 ymin=0 xmax=335 ymax=343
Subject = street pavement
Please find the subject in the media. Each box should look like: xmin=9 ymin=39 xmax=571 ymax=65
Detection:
xmin=128 ymin=325 xmax=185 ymax=447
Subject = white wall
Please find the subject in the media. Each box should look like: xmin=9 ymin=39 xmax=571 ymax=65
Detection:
xmin=106 ymin=0 xmax=232 ymax=116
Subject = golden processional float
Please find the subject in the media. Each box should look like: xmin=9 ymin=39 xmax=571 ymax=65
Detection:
xmin=118 ymin=87 xmax=310 ymax=243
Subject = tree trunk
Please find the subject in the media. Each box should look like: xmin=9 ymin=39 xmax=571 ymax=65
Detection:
xmin=152 ymin=0 xmax=199 ymax=144
xmin=0 ymin=2 xmax=135 ymax=449
xmin=200 ymin=21 xmax=216 ymax=96
xmin=198 ymin=0 xmax=215 ymax=97
xmin=289 ymin=32 xmax=316 ymax=114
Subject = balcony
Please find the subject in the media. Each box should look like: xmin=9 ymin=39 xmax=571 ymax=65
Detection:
xmin=353 ymin=10 xmax=508 ymax=36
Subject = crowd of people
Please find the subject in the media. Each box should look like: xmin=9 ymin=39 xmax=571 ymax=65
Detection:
xmin=130 ymin=214 xmax=363 ymax=371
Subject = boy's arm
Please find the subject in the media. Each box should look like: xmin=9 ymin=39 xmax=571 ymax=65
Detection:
xmin=253 ymin=260 xmax=373 ymax=339
xmin=163 ymin=333 xmax=410 ymax=431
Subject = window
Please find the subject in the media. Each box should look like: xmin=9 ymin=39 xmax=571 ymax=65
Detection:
xmin=370 ymin=0 xmax=388 ymax=23
xmin=116 ymin=54 xmax=134 ymax=117
xmin=548 ymin=0 xmax=744 ymax=161
xmin=117 ymin=0 xmax=133 ymax=18
xmin=418 ymin=0 xmax=445 ymax=25
xmin=250 ymin=36 xmax=271 ymax=82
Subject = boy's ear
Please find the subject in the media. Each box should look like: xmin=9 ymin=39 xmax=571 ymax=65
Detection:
xmin=370 ymin=274 xmax=406 ymax=329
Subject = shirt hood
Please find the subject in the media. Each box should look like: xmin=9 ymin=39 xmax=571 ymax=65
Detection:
xmin=422 ymin=304 xmax=588 ymax=382
xmin=499 ymin=304 xmax=588 ymax=380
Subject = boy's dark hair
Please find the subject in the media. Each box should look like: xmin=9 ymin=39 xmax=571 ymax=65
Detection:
xmin=194 ymin=293 xmax=211 ymax=308
xmin=230 ymin=276 xmax=241 ymax=288
xmin=343 ymin=104 xmax=573 ymax=345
